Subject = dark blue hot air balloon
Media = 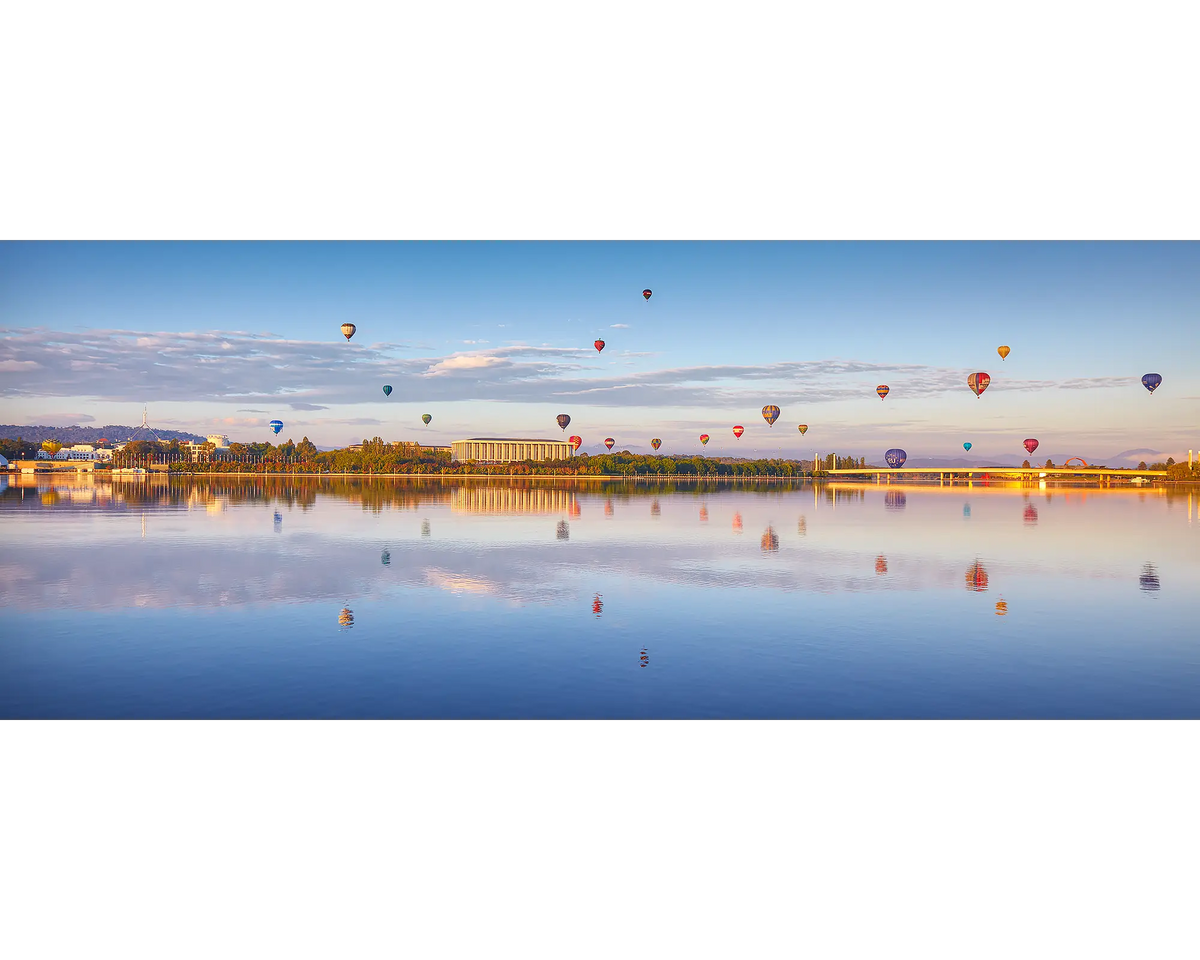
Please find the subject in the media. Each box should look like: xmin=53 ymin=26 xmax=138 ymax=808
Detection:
xmin=269 ymin=420 xmax=283 ymax=436
xmin=884 ymin=448 xmax=907 ymax=468
xmin=1141 ymin=373 xmax=1162 ymax=394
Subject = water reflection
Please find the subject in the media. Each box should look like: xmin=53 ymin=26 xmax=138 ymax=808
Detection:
xmin=1024 ymin=504 xmax=1039 ymax=525
xmin=965 ymin=561 xmax=989 ymax=592
xmin=875 ymin=555 xmax=888 ymax=575
xmin=963 ymin=503 xmax=971 ymax=518
xmin=995 ymin=599 xmax=1008 ymax=616
xmin=592 ymin=593 xmax=603 ymax=617
xmin=797 ymin=516 xmax=806 ymax=536
xmin=1140 ymin=563 xmax=1160 ymax=594
xmin=699 ymin=504 xmax=709 ymax=522
xmin=338 ymin=607 xmax=354 ymax=628
xmin=605 ymin=499 xmax=614 ymax=518
xmin=760 ymin=526 xmax=779 ymax=552
xmin=732 ymin=512 xmax=743 ymax=533
xmin=651 ymin=499 xmax=660 ymax=517
xmin=639 ymin=647 xmax=649 ymax=669
xmin=885 ymin=490 xmax=906 ymax=511
xmin=273 ymin=510 xmax=282 ymax=532
xmin=381 ymin=549 xmax=391 ymax=566
xmin=421 ymin=519 xmax=431 ymax=537
xmin=556 ymin=520 xmax=570 ymax=541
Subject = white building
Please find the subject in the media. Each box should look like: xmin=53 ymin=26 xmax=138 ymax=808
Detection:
xmin=451 ymin=438 xmax=574 ymax=463
xmin=51 ymin=444 xmax=114 ymax=462
xmin=206 ymin=434 xmax=230 ymax=448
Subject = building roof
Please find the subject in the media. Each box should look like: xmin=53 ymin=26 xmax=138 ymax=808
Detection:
xmin=458 ymin=438 xmax=571 ymax=443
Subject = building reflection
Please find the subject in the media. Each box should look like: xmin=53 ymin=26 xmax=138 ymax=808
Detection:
xmin=452 ymin=486 xmax=579 ymax=515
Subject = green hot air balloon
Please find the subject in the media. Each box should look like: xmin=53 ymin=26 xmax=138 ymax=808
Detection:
xmin=382 ymin=385 xmax=392 ymax=397
xmin=422 ymin=414 xmax=432 ymax=425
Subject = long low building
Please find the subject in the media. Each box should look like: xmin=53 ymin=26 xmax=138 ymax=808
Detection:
xmin=451 ymin=438 xmax=574 ymax=463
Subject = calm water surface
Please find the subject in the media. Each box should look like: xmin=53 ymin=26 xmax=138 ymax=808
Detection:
xmin=2 ymin=475 xmax=1197 ymax=718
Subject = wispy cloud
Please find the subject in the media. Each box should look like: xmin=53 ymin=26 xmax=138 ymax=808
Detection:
xmin=610 ymin=323 xmax=630 ymax=329
xmin=288 ymin=402 xmax=329 ymax=411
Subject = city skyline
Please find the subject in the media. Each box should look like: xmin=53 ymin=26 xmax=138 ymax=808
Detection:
xmin=1 ymin=242 xmax=1196 ymax=465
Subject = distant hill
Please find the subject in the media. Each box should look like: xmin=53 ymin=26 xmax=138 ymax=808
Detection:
xmin=0 ymin=424 xmax=207 ymax=444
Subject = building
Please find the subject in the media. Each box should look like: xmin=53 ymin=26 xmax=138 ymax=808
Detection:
xmin=451 ymin=438 xmax=575 ymax=463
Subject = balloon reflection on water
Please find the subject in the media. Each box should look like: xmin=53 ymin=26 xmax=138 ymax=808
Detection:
xmin=381 ymin=548 xmax=391 ymax=566
xmin=604 ymin=499 xmax=614 ymax=518
xmin=650 ymin=500 xmax=660 ymax=517
xmin=732 ymin=512 xmax=743 ymax=533
xmin=592 ymin=593 xmax=603 ymax=617
xmin=965 ymin=561 xmax=989 ymax=592
xmin=885 ymin=490 xmax=906 ymax=511
xmin=699 ymin=504 xmax=709 ymax=522
xmin=556 ymin=520 xmax=569 ymax=541
xmin=421 ymin=519 xmax=431 ymax=537
xmin=1139 ymin=563 xmax=1160 ymax=594
xmin=338 ymin=607 xmax=354 ymax=628
xmin=995 ymin=599 xmax=1008 ymax=616
xmin=639 ymin=647 xmax=649 ymax=668
xmin=875 ymin=555 xmax=888 ymax=575
xmin=1023 ymin=504 xmax=1039 ymax=525
xmin=760 ymin=526 xmax=779 ymax=552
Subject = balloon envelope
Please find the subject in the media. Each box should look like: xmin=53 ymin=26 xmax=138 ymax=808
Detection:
xmin=732 ymin=425 xmax=744 ymax=438
xmin=269 ymin=420 xmax=283 ymax=435
xmin=604 ymin=437 xmax=615 ymax=450
xmin=594 ymin=339 xmax=605 ymax=353
xmin=568 ymin=435 xmax=582 ymax=451
xmin=1142 ymin=373 xmax=1162 ymax=394
xmin=998 ymin=345 xmax=1010 ymax=360
xmin=642 ymin=289 xmax=652 ymax=300
xmin=761 ymin=404 xmax=780 ymax=426
xmin=884 ymin=448 xmax=907 ymax=468
xmin=422 ymin=414 xmax=432 ymax=425
xmin=797 ymin=424 xmax=808 ymax=435
xmin=876 ymin=385 xmax=890 ymax=400
xmin=963 ymin=442 xmax=972 ymax=451
xmin=699 ymin=434 xmax=709 ymax=445
xmin=1023 ymin=438 xmax=1039 ymax=455
xmin=382 ymin=385 xmax=392 ymax=397
xmin=650 ymin=438 xmax=662 ymax=451
xmin=340 ymin=323 xmax=356 ymax=341
xmin=967 ymin=372 xmax=991 ymax=397
xmin=556 ymin=414 xmax=571 ymax=431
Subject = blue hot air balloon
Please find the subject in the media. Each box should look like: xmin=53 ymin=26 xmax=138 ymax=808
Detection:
xmin=382 ymin=385 xmax=392 ymax=397
xmin=884 ymin=448 xmax=907 ymax=468
xmin=1142 ymin=373 xmax=1162 ymax=394
xmin=963 ymin=442 xmax=972 ymax=451
xmin=269 ymin=420 xmax=283 ymax=436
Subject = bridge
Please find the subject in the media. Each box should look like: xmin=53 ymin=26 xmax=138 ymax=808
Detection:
xmin=825 ymin=466 xmax=1168 ymax=484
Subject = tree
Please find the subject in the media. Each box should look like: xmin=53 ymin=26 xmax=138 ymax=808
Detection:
xmin=1022 ymin=460 xmax=1030 ymax=468
xmin=296 ymin=437 xmax=318 ymax=460
xmin=1166 ymin=457 xmax=1175 ymax=466
xmin=1044 ymin=459 xmax=1054 ymax=469
xmin=1138 ymin=461 xmax=1148 ymax=470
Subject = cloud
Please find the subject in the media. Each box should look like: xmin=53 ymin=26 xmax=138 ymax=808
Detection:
xmin=237 ymin=408 xmax=270 ymax=413
xmin=0 ymin=360 xmax=40 ymax=371
xmin=288 ymin=402 xmax=329 ymax=411
xmin=609 ymin=323 xmax=630 ymax=329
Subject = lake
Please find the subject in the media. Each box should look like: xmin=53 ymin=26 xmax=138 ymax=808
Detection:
xmin=2 ymin=474 xmax=1197 ymax=718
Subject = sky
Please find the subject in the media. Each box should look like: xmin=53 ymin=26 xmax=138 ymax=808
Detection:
xmin=1 ymin=241 xmax=1197 ymax=464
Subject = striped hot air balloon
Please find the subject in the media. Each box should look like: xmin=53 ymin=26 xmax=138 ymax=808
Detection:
xmin=604 ymin=438 xmax=615 ymax=450
xmin=762 ymin=405 xmax=780 ymax=427
xmin=967 ymin=372 xmax=991 ymax=398
xmin=876 ymin=385 xmax=890 ymax=400
xmin=699 ymin=434 xmax=709 ymax=445
xmin=340 ymin=323 xmax=356 ymax=341
xmin=798 ymin=424 xmax=808 ymax=435
xmin=568 ymin=435 xmax=582 ymax=452
xmin=732 ymin=425 xmax=744 ymax=438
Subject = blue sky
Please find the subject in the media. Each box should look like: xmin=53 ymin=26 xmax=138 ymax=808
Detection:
xmin=2 ymin=242 xmax=1197 ymax=463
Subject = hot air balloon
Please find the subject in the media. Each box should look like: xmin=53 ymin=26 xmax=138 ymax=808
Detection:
xmin=568 ymin=435 xmax=582 ymax=452
xmin=967 ymin=372 xmax=991 ymax=398
xmin=798 ymin=424 xmax=808 ymax=435
xmin=269 ymin=420 xmax=283 ymax=435
xmin=382 ymin=385 xmax=392 ymax=397
xmin=642 ymin=289 xmax=652 ymax=300
xmin=963 ymin=442 xmax=972 ymax=451
xmin=594 ymin=339 xmax=605 ymax=353
xmin=340 ymin=323 xmax=356 ymax=341
xmin=556 ymin=414 xmax=571 ymax=431
xmin=732 ymin=425 xmax=744 ymax=439
xmin=422 ymin=414 xmax=432 ymax=425
xmin=1023 ymin=438 xmax=1039 ymax=455
xmin=1142 ymin=373 xmax=1162 ymax=394
xmin=762 ymin=405 xmax=780 ymax=427
xmin=699 ymin=434 xmax=709 ymax=446
xmin=650 ymin=438 xmax=662 ymax=451
xmin=876 ymin=385 xmax=890 ymax=400
xmin=604 ymin=437 xmax=615 ymax=450
xmin=884 ymin=448 xmax=907 ymax=468
xmin=998 ymin=345 xmax=1011 ymax=360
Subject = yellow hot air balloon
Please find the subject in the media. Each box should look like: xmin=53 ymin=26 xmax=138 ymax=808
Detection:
xmin=997 ymin=345 xmax=1010 ymax=360
xmin=340 ymin=323 xmax=357 ymax=341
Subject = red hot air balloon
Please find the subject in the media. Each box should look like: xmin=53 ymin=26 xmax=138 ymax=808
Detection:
xmin=732 ymin=425 xmax=744 ymax=438
xmin=876 ymin=385 xmax=890 ymax=400
xmin=642 ymin=289 xmax=652 ymax=300
xmin=568 ymin=435 xmax=582 ymax=452
xmin=967 ymin=372 xmax=991 ymax=398
xmin=604 ymin=437 xmax=615 ymax=450
xmin=594 ymin=339 xmax=605 ymax=353
xmin=699 ymin=434 xmax=709 ymax=445
xmin=1023 ymin=438 xmax=1039 ymax=455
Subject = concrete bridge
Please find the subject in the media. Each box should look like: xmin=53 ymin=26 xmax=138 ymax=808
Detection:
xmin=825 ymin=466 xmax=1168 ymax=484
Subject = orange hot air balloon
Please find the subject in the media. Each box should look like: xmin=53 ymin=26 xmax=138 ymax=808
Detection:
xmin=798 ymin=424 xmax=808 ymax=435
xmin=650 ymin=438 xmax=662 ymax=451
xmin=594 ymin=339 xmax=605 ymax=353
xmin=568 ymin=435 xmax=582 ymax=452
xmin=340 ymin=323 xmax=357 ymax=341
xmin=967 ymin=372 xmax=991 ymax=398
xmin=604 ymin=437 xmax=615 ymax=450
xmin=732 ymin=425 xmax=744 ymax=438
xmin=876 ymin=385 xmax=890 ymax=400
xmin=998 ymin=345 xmax=1010 ymax=360
xmin=699 ymin=434 xmax=709 ymax=445
xmin=995 ymin=599 xmax=1008 ymax=616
